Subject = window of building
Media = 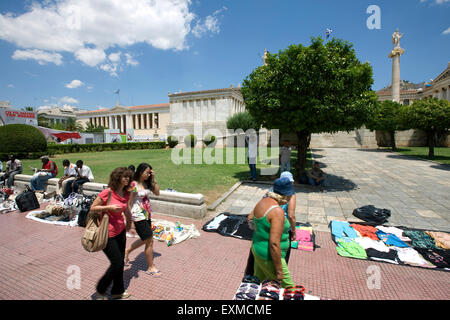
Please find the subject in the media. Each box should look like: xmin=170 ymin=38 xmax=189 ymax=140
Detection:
xmin=155 ymin=113 xmax=159 ymax=128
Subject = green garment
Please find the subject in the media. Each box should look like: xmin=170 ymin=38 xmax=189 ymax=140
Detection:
xmin=403 ymin=230 xmax=437 ymax=250
xmin=252 ymin=247 xmax=294 ymax=288
xmin=251 ymin=208 xmax=290 ymax=261
xmin=336 ymin=238 xmax=367 ymax=259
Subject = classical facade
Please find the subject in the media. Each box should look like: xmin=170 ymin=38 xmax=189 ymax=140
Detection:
xmin=37 ymin=105 xmax=78 ymax=126
xmin=76 ymin=103 xmax=170 ymax=140
xmin=166 ymin=87 xmax=246 ymax=145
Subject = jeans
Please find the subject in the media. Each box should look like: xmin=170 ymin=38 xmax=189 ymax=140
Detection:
xmin=96 ymin=231 xmax=126 ymax=295
xmin=30 ymin=172 xmax=55 ymax=191
xmin=1 ymin=170 xmax=22 ymax=188
xmin=308 ymin=177 xmax=326 ymax=187
xmin=279 ymin=162 xmax=290 ymax=173
xmin=64 ymin=177 xmax=89 ymax=197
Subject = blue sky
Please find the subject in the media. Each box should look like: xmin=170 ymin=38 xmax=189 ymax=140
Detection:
xmin=0 ymin=0 xmax=449 ymax=111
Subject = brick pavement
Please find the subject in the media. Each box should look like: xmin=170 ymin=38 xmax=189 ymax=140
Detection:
xmin=0 ymin=148 xmax=449 ymax=300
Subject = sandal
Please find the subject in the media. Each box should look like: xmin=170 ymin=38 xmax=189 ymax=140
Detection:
xmin=145 ymin=270 xmax=161 ymax=277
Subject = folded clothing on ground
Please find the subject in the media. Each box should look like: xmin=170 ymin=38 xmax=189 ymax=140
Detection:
xmin=425 ymin=231 xmax=450 ymax=250
xmin=336 ymin=238 xmax=367 ymax=260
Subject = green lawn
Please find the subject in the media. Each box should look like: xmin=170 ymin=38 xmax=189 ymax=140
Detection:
xmin=19 ymin=147 xmax=312 ymax=204
xmin=394 ymin=147 xmax=450 ymax=165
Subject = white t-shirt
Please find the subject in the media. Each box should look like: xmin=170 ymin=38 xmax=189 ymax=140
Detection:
xmin=392 ymin=247 xmax=436 ymax=268
xmin=354 ymin=237 xmax=390 ymax=253
xmin=64 ymin=163 xmax=77 ymax=177
xmin=0 ymin=161 xmax=3 ymax=171
xmin=280 ymin=146 xmax=291 ymax=164
xmin=78 ymin=165 xmax=94 ymax=181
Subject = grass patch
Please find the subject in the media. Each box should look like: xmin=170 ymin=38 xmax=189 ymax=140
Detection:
xmin=393 ymin=147 xmax=450 ymax=165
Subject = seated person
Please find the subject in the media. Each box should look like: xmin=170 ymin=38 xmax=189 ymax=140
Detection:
xmin=30 ymin=156 xmax=58 ymax=192
xmin=0 ymin=155 xmax=23 ymax=188
xmin=64 ymin=160 xmax=94 ymax=197
xmin=57 ymin=160 xmax=77 ymax=196
xmin=307 ymin=162 xmax=327 ymax=191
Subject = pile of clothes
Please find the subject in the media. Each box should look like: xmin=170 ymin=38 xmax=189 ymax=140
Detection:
xmin=291 ymin=224 xmax=315 ymax=251
xmin=233 ymin=275 xmax=324 ymax=300
xmin=202 ymin=213 xmax=253 ymax=240
xmin=330 ymin=220 xmax=450 ymax=270
xmin=0 ymin=186 xmax=18 ymax=213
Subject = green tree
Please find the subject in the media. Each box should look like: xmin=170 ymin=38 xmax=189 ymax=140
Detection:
xmin=399 ymin=98 xmax=450 ymax=158
xmin=241 ymin=37 xmax=376 ymax=180
xmin=22 ymin=106 xmax=34 ymax=111
xmin=366 ymin=100 xmax=402 ymax=151
xmin=226 ymin=111 xmax=259 ymax=132
xmin=65 ymin=118 xmax=83 ymax=131
xmin=83 ymin=122 xmax=105 ymax=133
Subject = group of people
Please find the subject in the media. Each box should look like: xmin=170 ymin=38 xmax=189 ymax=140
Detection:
xmin=0 ymin=155 xmax=94 ymax=197
xmin=89 ymin=163 xmax=161 ymax=300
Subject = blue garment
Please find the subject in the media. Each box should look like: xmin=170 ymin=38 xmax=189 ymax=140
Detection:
xmin=331 ymin=221 xmax=358 ymax=240
xmin=308 ymin=177 xmax=326 ymax=187
xmin=376 ymin=230 xmax=409 ymax=248
xmin=280 ymin=203 xmax=289 ymax=218
xmin=30 ymin=172 xmax=56 ymax=191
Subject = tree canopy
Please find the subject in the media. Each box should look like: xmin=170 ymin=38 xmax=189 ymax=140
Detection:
xmin=241 ymin=37 xmax=377 ymax=178
xmin=366 ymin=100 xmax=403 ymax=150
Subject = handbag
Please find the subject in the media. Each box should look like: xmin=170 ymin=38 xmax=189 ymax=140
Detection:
xmin=81 ymin=189 xmax=111 ymax=252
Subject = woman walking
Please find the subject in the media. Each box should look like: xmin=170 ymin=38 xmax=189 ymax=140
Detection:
xmin=90 ymin=167 xmax=133 ymax=300
xmin=124 ymin=163 xmax=161 ymax=276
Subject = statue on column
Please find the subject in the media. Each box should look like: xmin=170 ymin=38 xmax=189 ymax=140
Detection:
xmin=262 ymin=49 xmax=268 ymax=66
xmin=392 ymin=28 xmax=403 ymax=48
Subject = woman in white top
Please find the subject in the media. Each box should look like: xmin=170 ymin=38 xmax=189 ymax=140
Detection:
xmin=125 ymin=163 xmax=161 ymax=276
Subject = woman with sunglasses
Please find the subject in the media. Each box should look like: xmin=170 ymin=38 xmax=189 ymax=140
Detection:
xmin=124 ymin=163 xmax=161 ymax=276
xmin=247 ymin=177 xmax=295 ymax=288
xmin=90 ymin=167 xmax=133 ymax=300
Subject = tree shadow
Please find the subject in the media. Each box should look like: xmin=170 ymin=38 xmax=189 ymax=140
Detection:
xmin=310 ymin=153 xmax=324 ymax=159
xmin=123 ymin=250 xmax=162 ymax=289
xmin=430 ymin=164 xmax=450 ymax=171
xmin=356 ymin=148 xmax=393 ymax=153
xmin=322 ymin=174 xmax=358 ymax=192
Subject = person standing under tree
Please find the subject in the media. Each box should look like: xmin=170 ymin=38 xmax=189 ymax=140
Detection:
xmin=279 ymin=140 xmax=291 ymax=174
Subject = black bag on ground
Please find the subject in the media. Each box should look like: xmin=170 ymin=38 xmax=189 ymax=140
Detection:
xmin=77 ymin=195 xmax=95 ymax=227
xmin=15 ymin=186 xmax=40 ymax=212
xmin=352 ymin=205 xmax=391 ymax=224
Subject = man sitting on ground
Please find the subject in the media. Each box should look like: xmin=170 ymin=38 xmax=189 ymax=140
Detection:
xmin=0 ymin=155 xmax=23 ymax=188
xmin=58 ymin=160 xmax=77 ymax=196
xmin=307 ymin=161 xmax=327 ymax=191
xmin=64 ymin=160 xmax=94 ymax=197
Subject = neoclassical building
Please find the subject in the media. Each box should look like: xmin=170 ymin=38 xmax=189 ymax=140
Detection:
xmin=76 ymin=103 xmax=170 ymax=140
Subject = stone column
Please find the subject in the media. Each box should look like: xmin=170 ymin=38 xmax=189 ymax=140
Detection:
xmin=389 ymin=48 xmax=404 ymax=102
xmin=147 ymin=113 xmax=151 ymax=129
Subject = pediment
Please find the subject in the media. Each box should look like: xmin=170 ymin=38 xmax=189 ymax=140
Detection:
xmin=110 ymin=106 xmax=128 ymax=112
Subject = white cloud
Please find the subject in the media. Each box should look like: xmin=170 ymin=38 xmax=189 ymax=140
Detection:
xmin=125 ymin=53 xmax=139 ymax=66
xmin=421 ymin=0 xmax=450 ymax=4
xmin=0 ymin=0 xmax=200 ymax=75
xmin=100 ymin=63 xmax=119 ymax=77
xmin=192 ymin=6 xmax=227 ymax=38
xmin=59 ymin=96 xmax=79 ymax=104
xmin=65 ymin=79 xmax=84 ymax=89
xmin=443 ymin=27 xmax=450 ymax=35
xmin=7 ymin=84 xmax=14 ymax=88
xmin=12 ymin=49 xmax=63 ymax=65
xmin=108 ymin=52 xmax=121 ymax=63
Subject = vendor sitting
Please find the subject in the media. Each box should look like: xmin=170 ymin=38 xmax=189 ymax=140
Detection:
xmin=64 ymin=160 xmax=94 ymax=197
xmin=0 ymin=155 xmax=23 ymax=188
xmin=30 ymin=156 xmax=58 ymax=192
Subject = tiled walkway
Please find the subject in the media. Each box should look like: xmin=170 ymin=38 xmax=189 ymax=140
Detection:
xmin=0 ymin=148 xmax=449 ymax=300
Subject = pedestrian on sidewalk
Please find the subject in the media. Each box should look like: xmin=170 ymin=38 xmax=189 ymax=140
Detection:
xmin=90 ymin=167 xmax=133 ymax=300
xmin=124 ymin=163 xmax=161 ymax=277
xmin=246 ymin=177 xmax=295 ymax=288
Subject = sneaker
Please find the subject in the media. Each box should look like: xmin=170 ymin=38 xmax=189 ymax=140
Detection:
xmin=112 ymin=291 xmax=131 ymax=300
xmin=95 ymin=292 xmax=108 ymax=300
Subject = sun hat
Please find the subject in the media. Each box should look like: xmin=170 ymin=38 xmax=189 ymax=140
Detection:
xmin=273 ymin=177 xmax=295 ymax=196
xmin=280 ymin=171 xmax=294 ymax=182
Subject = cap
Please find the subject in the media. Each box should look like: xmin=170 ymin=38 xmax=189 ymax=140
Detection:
xmin=280 ymin=171 xmax=294 ymax=182
xmin=273 ymin=177 xmax=295 ymax=196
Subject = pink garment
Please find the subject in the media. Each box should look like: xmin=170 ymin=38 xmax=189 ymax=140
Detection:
xmin=297 ymin=241 xmax=314 ymax=252
xmin=296 ymin=229 xmax=311 ymax=242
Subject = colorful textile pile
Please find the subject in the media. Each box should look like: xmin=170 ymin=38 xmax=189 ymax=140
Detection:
xmin=330 ymin=221 xmax=450 ymax=271
xmin=291 ymin=226 xmax=314 ymax=251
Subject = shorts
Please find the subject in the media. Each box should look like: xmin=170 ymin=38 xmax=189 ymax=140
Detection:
xmin=134 ymin=219 xmax=153 ymax=241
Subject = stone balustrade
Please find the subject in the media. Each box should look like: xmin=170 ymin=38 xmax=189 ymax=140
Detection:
xmin=0 ymin=173 xmax=207 ymax=219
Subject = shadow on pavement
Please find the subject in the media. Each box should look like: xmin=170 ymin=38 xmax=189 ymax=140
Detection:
xmin=430 ymin=164 xmax=450 ymax=171
xmin=123 ymin=250 xmax=162 ymax=288
xmin=323 ymin=174 xmax=358 ymax=192
xmin=356 ymin=148 xmax=393 ymax=153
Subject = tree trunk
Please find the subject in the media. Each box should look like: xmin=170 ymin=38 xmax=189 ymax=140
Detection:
xmin=427 ymin=130 xmax=435 ymax=158
xmin=295 ymin=130 xmax=309 ymax=182
xmin=389 ymin=131 xmax=397 ymax=151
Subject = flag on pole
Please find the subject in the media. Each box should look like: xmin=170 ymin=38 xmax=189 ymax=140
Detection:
xmin=325 ymin=28 xmax=333 ymax=39
xmin=114 ymin=89 xmax=120 ymax=94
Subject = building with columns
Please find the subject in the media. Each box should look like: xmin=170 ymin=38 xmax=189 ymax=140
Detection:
xmin=76 ymin=103 xmax=170 ymax=140
xmin=166 ymin=87 xmax=246 ymax=144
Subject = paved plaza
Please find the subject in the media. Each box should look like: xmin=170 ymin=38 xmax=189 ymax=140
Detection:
xmin=0 ymin=148 xmax=449 ymax=300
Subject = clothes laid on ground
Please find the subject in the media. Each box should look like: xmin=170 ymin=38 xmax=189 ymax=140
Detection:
xmin=365 ymin=248 xmax=399 ymax=264
xmin=331 ymin=221 xmax=358 ymax=240
xmin=425 ymin=231 xmax=450 ymax=250
xmin=330 ymin=221 xmax=450 ymax=271
xmin=138 ymin=218 xmax=200 ymax=246
xmin=202 ymin=213 xmax=254 ymax=240
xmin=376 ymin=230 xmax=409 ymax=248
xmin=335 ymin=238 xmax=367 ymax=260
xmin=291 ymin=226 xmax=314 ymax=252
xmin=414 ymin=248 xmax=450 ymax=269
xmin=403 ymin=230 xmax=437 ymax=250
xmin=350 ymin=224 xmax=379 ymax=241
